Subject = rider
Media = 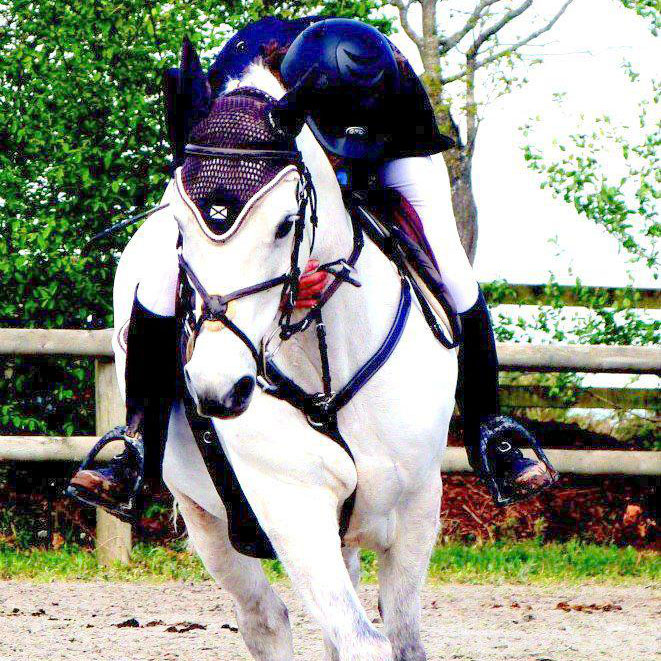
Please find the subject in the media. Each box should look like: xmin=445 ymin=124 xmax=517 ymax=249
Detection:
xmin=69 ymin=17 xmax=556 ymax=519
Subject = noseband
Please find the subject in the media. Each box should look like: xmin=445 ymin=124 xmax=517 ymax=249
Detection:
xmin=178 ymin=142 xmax=317 ymax=365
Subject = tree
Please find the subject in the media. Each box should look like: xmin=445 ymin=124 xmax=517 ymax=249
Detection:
xmin=389 ymin=0 xmax=575 ymax=260
xmin=484 ymin=1 xmax=659 ymax=445
xmin=521 ymin=2 xmax=659 ymax=281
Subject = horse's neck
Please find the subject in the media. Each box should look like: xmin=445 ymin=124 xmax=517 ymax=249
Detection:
xmin=291 ymin=130 xmax=403 ymax=393
xmin=230 ymin=64 xmax=405 ymax=391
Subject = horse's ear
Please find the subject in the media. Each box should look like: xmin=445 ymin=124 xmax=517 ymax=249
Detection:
xmin=162 ymin=37 xmax=212 ymax=169
xmin=162 ymin=67 xmax=186 ymax=169
xmin=180 ymin=36 xmax=212 ymax=128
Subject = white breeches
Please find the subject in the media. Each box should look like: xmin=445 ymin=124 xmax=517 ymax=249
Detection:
xmin=121 ymin=156 xmax=479 ymax=319
xmin=378 ymin=157 xmax=478 ymax=313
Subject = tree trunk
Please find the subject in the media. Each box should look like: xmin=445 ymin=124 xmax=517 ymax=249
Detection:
xmin=442 ymin=146 xmax=478 ymax=263
xmin=423 ymin=94 xmax=480 ymax=264
xmin=418 ymin=0 xmax=479 ymax=263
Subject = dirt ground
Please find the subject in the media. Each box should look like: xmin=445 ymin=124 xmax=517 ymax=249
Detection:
xmin=0 ymin=581 xmax=657 ymax=661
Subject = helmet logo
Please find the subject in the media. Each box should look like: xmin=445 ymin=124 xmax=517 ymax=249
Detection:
xmin=342 ymin=48 xmax=380 ymax=66
xmin=345 ymin=126 xmax=368 ymax=137
xmin=339 ymin=47 xmax=386 ymax=85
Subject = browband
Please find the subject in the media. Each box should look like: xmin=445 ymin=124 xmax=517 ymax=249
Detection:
xmin=184 ymin=143 xmax=302 ymax=161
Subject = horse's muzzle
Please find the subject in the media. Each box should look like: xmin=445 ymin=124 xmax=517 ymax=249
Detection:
xmin=194 ymin=375 xmax=256 ymax=419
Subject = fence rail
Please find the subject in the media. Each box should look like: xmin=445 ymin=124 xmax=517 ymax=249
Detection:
xmin=0 ymin=329 xmax=659 ymax=564
xmin=2 ymin=436 xmax=658 ymax=476
xmin=2 ymin=328 xmax=660 ymax=374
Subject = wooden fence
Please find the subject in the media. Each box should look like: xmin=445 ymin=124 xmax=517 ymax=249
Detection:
xmin=0 ymin=328 xmax=659 ymax=564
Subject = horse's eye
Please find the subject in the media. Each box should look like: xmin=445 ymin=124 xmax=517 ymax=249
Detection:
xmin=275 ymin=216 xmax=296 ymax=240
xmin=236 ymin=40 xmax=247 ymax=53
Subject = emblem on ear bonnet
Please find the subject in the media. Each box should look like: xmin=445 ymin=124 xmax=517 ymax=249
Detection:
xmin=162 ymin=37 xmax=212 ymax=169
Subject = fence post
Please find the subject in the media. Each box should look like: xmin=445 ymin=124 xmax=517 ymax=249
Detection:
xmin=94 ymin=358 xmax=132 ymax=565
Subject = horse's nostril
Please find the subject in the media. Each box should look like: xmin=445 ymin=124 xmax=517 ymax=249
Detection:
xmin=231 ymin=376 xmax=255 ymax=406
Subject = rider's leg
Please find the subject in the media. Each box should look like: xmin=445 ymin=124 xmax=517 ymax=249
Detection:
xmin=378 ymin=156 xmax=556 ymax=502
xmin=124 ymin=295 xmax=178 ymax=477
xmin=378 ymin=156 xmax=477 ymax=313
xmin=458 ymin=290 xmax=554 ymax=497
xmin=68 ymin=296 xmax=178 ymax=508
xmin=69 ymin=204 xmax=180 ymax=515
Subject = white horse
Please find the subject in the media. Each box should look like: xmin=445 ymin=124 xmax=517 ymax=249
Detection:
xmin=113 ymin=63 xmax=457 ymax=661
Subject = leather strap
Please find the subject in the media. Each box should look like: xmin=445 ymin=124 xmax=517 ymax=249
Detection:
xmin=182 ymin=386 xmax=276 ymax=559
xmin=185 ymin=143 xmax=301 ymax=161
xmin=328 ymin=279 xmax=411 ymax=413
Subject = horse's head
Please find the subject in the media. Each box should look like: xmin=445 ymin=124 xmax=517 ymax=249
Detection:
xmin=170 ymin=40 xmax=312 ymax=419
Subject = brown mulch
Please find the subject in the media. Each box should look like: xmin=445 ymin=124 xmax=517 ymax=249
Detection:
xmin=439 ymin=416 xmax=658 ymax=549
xmin=440 ymin=473 xmax=657 ymax=549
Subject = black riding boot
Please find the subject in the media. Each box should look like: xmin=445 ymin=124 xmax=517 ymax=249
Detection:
xmin=68 ymin=295 xmax=178 ymax=521
xmin=458 ymin=290 xmax=557 ymax=505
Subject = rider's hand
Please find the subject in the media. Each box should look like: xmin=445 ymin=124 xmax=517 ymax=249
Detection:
xmin=295 ymin=260 xmax=328 ymax=309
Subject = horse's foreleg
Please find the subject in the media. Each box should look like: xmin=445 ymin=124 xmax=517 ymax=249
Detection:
xmin=164 ymin=404 xmax=294 ymax=660
xmin=377 ymin=474 xmax=442 ymax=661
xmin=255 ymin=487 xmax=392 ymax=661
xmin=323 ymin=545 xmax=363 ymax=661
xmin=170 ymin=488 xmax=294 ymax=661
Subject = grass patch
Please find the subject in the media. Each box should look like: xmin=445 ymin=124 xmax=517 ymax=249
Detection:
xmin=0 ymin=540 xmax=657 ymax=584
xmin=427 ymin=539 xmax=660 ymax=584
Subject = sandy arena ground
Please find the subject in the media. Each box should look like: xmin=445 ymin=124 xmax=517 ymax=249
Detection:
xmin=0 ymin=581 xmax=658 ymax=660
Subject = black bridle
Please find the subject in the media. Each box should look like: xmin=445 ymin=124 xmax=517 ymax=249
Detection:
xmin=178 ymin=142 xmax=318 ymax=365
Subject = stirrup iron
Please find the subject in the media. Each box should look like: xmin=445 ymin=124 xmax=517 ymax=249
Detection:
xmin=477 ymin=416 xmax=559 ymax=506
xmin=66 ymin=425 xmax=145 ymax=523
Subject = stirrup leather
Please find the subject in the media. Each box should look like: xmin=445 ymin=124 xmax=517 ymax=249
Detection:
xmin=476 ymin=415 xmax=558 ymax=506
xmin=66 ymin=425 xmax=145 ymax=523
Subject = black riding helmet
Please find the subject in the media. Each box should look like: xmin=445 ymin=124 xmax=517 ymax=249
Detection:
xmin=280 ymin=18 xmax=400 ymax=161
